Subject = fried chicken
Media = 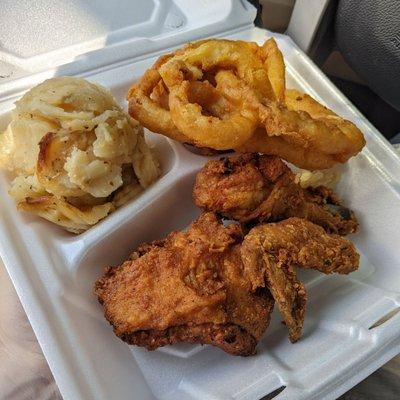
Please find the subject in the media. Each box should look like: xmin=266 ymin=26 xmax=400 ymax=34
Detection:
xmin=95 ymin=213 xmax=359 ymax=354
xmin=95 ymin=213 xmax=274 ymax=356
xmin=241 ymin=218 xmax=359 ymax=342
xmin=193 ymin=153 xmax=358 ymax=235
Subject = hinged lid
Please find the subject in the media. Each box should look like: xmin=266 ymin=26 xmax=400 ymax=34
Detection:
xmin=0 ymin=0 xmax=256 ymax=100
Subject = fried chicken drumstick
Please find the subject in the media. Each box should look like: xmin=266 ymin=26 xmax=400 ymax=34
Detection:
xmin=193 ymin=153 xmax=358 ymax=235
xmin=95 ymin=213 xmax=359 ymax=355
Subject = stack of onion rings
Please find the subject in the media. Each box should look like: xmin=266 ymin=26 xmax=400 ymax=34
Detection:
xmin=127 ymin=38 xmax=365 ymax=170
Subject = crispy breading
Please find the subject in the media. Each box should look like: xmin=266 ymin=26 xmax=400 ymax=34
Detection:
xmin=241 ymin=217 xmax=359 ymax=342
xmin=193 ymin=153 xmax=358 ymax=235
xmin=120 ymin=324 xmax=260 ymax=356
xmin=95 ymin=212 xmax=359 ymax=354
xmin=95 ymin=213 xmax=274 ymax=356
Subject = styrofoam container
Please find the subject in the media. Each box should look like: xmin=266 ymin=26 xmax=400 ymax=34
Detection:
xmin=1 ymin=1 xmax=400 ymax=399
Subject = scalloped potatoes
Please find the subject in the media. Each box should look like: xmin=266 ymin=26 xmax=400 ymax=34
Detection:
xmin=0 ymin=77 xmax=160 ymax=233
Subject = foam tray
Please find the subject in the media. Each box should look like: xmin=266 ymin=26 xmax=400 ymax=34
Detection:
xmin=1 ymin=2 xmax=400 ymax=399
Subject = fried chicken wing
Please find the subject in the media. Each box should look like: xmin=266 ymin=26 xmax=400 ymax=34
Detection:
xmin=241 ymin=217 xmax=359 ymax=342
xmin=193 ymin=153 xmax=358 ymax=235
xmin=95 ymin=213 xmax=274 ymax=356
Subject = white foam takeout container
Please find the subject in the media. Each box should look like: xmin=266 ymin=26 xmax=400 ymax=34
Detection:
xmin=1 ymin=1 xmax=400 ymax=399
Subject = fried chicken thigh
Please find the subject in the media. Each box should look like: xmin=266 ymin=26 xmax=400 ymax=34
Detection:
xmin=95 ymin=213 xmax=274 ymax=356
xmin=193 ymin=153 xmax=358 ymax=235
xmin=95 ymin=213 xmax=359 ymax=355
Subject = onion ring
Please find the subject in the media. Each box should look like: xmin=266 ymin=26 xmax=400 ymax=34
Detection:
xmin=216 ymin=70 xmax=365 ymax=167
xmin=238 ymin=128 xmax=339 ymax=170
xmin=127 ymin=38 xmax=365 ymax=169
xmin=150 ymin=78 xmax=170 ymax=111
xmin=259 ymin=38 xmax=286 ymax=103
xmin=168 ymin=79 xmax=258 ymax=149
xmin=159 ymin=40 xmax=275 ymax=100
xmin=284 ymin=89 xmax=365 ymax=159
xmin=127 ymin=69 xmax=188 ymax=142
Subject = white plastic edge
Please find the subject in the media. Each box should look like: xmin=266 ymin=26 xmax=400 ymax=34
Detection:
xmin=286 ymin=0 xmax=331 ymax=52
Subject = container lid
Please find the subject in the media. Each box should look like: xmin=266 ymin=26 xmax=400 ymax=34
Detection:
xmin=0 ymin=0 xmax=256 ymax=100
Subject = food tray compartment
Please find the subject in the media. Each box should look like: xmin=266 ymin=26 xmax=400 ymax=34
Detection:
xmin=1 ymin=28 xmax=400 ymax=400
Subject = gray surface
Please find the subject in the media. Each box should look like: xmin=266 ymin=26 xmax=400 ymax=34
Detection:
xmin=336 ymin=0 xmax=400 ymax=111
